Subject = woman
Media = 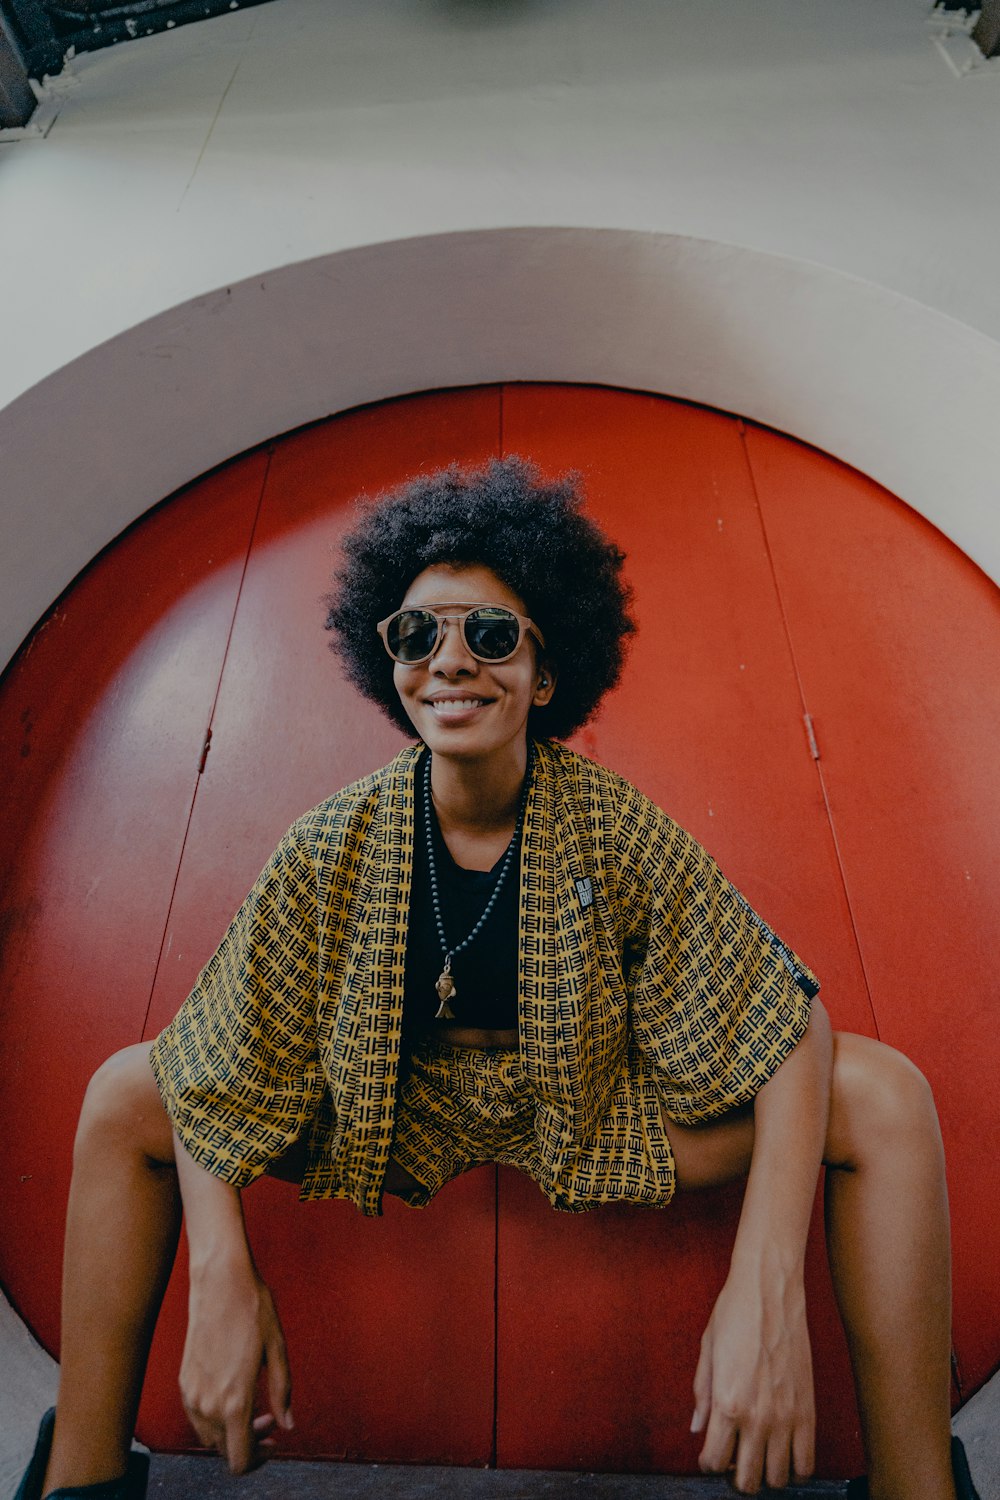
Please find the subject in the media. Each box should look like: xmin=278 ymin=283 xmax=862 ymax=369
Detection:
xmin=17 ymin=458 xmax=976 ymax=1500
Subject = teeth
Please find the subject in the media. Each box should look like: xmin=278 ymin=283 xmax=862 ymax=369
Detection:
xmin=431 ymin=698 xmax=486 ymax=714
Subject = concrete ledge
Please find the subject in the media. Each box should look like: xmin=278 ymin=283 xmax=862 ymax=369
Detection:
xmin=143 ymin=1455 xmax=846 ymax=1499
xmin=0 ymin=1289 xmax=58 ymax=1500
xmin=955 ymin=1368 xmax=1000 ymax=1500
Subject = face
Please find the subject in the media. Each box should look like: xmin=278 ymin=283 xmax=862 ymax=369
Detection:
xmin=389 ymin=564 xmax=556 ymax=762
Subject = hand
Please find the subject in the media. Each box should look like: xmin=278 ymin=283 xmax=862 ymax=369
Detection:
xmin=691 ymin=1262 xmax=815 ymax=1494
xmin=180 ymin=1262 xmax=294 ymax=1473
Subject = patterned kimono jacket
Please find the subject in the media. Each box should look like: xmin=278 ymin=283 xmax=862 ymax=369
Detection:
xmin=151 ymin=740 xmax=816 ymax=1217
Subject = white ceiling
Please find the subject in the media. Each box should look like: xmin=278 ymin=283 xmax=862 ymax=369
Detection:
xmin=1 ymin=0 xmax=998 ymax=665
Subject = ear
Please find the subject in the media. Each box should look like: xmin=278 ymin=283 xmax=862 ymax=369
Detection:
xmin=533 ymin=662 xmax=557 ymax=707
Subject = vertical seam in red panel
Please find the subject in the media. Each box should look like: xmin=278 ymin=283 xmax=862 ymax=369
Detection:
xmin=493 ymin=388 xmax=503 ymax=1466
xmin=140 ymin=451 xmax=274 ymax=1041
xmin=737 ymin=426 xmax=880 ymax=1040
xmin=491 ymin=1166 xmax=499 ymax=1467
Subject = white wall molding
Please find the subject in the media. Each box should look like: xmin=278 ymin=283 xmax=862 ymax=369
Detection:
xmin=3 ymin=227 xmax=998 ymax=670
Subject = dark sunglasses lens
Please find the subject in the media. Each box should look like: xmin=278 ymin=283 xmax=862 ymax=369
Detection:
xmin=465 ymin=608 xmax=520 ymax=661
xmin=388 ymin=610 xmax=439 ymax=662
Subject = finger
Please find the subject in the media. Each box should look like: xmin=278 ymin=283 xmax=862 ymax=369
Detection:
xmin=764 ymin=1431 xmax=793 ymax=1492
xmin=691 ymin=1338 xmax=713 ymax=1434
xmin=731 ymin=1424 xmax=767 ymax=1495
xmin=253 ymin=1413 xmax=278 ymax=1436
xmin=698 ymin=1406 xmax=737 ymax=1476
xmin=265 ymin=1323 xmax=294 ymax=1431
xmin=224 ymin=1410 xmax=255 ymax=1476
xmin=792 ymin=1416 xmax=815 ymax=1481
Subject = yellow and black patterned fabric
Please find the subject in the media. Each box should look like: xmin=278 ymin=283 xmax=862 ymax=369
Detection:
xmin=388 ymin=1035 xmax=579 ymax=1208
xmin=150 ymin=741 xmax=817 ymax=1216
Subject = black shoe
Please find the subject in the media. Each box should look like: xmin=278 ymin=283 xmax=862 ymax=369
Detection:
xmin=844 ymin=1434 xmax=981 ymax=1500
xmin=12 ymin=1408 xmax=55 ymax=1500
xmin=952 ymin=1434 xmax=983 ymax=1500
xmin=13 ymin=1408 xmax=149 ymax=1500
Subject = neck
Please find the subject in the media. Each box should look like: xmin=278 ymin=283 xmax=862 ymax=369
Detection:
xmin=428 ymin=741 xmax=529 ymax=836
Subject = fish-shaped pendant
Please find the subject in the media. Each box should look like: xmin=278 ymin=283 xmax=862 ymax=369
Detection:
xmin=435 ymin=958 xmax=457 ymax=1020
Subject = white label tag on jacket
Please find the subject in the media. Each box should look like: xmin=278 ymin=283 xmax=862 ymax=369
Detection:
xmin=575 ymin=876 xmax=594 ymax=909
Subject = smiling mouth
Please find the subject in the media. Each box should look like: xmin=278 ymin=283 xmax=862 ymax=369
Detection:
xmin=427 ymin=697 xmax=492 ymax=716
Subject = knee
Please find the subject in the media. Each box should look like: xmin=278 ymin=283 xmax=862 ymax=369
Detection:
xmin=76 ymin=1043 xmax=173 ymax=1163
xmin=828 ymin=1033 xmax=939 ymax=1166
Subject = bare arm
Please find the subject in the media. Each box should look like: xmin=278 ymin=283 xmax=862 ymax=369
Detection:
xmin=174 ymin=1136 xmax=294 ymax=1473
xmin=692 ymin=998 xmax=833 ymax=1494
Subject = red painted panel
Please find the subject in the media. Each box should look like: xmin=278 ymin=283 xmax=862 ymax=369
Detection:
xmin=0 ymin=454 xmax=266 ymax=1351
xmin=497 ymin=1171 xmax=853 ymax=1476
xmin=744 ymin=424 xmax=1000 ymax=1398
xmin=2 ymin=386 xmax=995 ymax=1482
xmin=144 ymin=1173 xmax=499 ymax=1463
xmin=140 ymin=389 xmax=503 ymax=1461
xmin=244 ymin=1175 xmax=498 ymax=1463
xmin=495 ymin=385 xmax=869 ymax=1475
xmin=501 ymin=386 xmax=872 ymax=1031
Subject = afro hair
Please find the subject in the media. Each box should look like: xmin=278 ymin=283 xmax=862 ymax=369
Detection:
xmin=325 ymin=455 xmax=635 ymax=741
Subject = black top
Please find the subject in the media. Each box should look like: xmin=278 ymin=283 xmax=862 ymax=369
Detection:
xmin=403 ymin=786 xmax=520 ymax=1034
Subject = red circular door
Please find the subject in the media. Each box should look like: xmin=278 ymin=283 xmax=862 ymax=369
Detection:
xmin=1 ymin=385 xmax=997 ymax=1477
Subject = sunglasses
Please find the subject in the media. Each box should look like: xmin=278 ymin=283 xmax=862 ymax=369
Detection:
xmin=377 ymin=604 xmax=545 ymax=665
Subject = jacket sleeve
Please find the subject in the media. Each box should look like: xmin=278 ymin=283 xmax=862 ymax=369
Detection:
xmin=618 ymin=792 xmax=818 ymax=1125
xmin=149 ymin=820 xmax=326 ymax=1187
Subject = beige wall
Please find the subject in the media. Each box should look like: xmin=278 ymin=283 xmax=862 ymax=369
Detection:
xmin=2 ymin=0 xmax=999 ymax=667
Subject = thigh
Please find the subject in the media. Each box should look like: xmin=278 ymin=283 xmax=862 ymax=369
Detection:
xmin=660 ymin=1029 xmax=925 ymax=1190
xmin=660 ymin=1099 xmax=756 ymax=1191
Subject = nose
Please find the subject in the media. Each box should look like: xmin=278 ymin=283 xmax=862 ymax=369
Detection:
xmin=429 ymin=616 xmax=477 ymax=675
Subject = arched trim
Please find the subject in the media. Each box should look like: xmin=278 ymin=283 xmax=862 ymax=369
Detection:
xmin=3 ymin=227 xmax=998 ymax=668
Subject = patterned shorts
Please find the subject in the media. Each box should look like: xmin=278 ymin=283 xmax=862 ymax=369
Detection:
xmin=389 ymin=1036 xmax=562 ymax=1208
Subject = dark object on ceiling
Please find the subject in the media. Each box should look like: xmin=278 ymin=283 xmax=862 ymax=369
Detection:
xmin=972 ymin=0 xmax=1000 ymax=56
xmin=934 ymin=0 xmax=1000 ymax=55
xmin=1 ymin=14 xmax=36 ymax=126
xmin=1 ymin=0 xmax=278 ymax=80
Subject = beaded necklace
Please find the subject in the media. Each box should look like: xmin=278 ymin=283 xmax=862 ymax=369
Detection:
xmin=423 ymin=747 xmax=532 ymax=1020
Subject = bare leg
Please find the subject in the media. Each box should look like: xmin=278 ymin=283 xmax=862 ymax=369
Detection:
xmin=43 ymin=1048 xmax=417 ymax=1492
xmin=662 ymin=1031 xmax=957 ymax=1500
xmin=42 ymin=1044 xmax=180 ymax=1493
xmin=824 ymin=1034 xmax=954 ymax=1500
